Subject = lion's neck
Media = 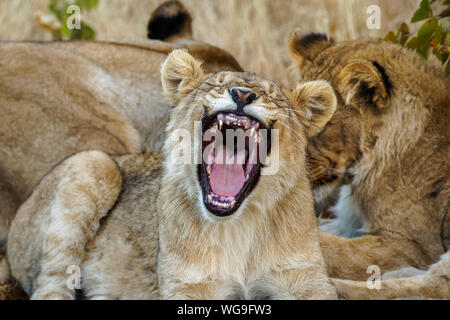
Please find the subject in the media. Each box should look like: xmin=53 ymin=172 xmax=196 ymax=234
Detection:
xmin=353 ymin=96 xmax=431 ymax=189
xmin=158 ymin=178 xmax=318 ymax=277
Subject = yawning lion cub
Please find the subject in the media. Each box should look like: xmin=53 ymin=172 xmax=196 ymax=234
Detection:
xmin=7 ymin=50 xmax=337 ymax=299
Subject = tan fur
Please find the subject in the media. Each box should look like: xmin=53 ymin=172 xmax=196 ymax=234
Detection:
xmin=157 ymin=50 xmax=336 ymax=299
xmin=0 ymin=33 xmax=241 ymax=247
xmin=6 ymin=50 xmax=337 ymax=300
xmin=332 ymin=251 xmax=450 ymax=300
xmin=290 ymin=30 xmax=450 ymax=298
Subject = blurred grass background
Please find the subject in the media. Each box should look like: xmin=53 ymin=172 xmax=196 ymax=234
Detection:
xmin=0 ymin=0 xmax=419 ymax=85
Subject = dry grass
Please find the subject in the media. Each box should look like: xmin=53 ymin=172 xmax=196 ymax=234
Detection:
xmin=0 ymin=0 xmax=420 ymax=85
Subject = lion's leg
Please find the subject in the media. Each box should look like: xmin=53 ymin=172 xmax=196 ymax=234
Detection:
xmin=7 ymin=151 xmax=122 ymax=300
xmin=257 ymin=267 xmax=338 ymax=300
xmin=320 ymin=233 xmax=432 ymax=281
xmin=0 ymin=179 xmax=20 ymax=248
xmin=331 ymin=251 xmax=450 ymax=300
xmin=161 ymin=281 xmax=232 ymax=300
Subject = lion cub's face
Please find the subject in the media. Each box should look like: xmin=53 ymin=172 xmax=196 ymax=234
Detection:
xmin=160 ymin=50 xmax=336 ymax=221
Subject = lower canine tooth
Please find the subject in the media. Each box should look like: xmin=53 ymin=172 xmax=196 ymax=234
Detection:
xmin=208 ymin=195 xmax=212 ymax=201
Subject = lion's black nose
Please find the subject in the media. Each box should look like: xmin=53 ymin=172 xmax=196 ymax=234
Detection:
xmin=230 ymin=88 xmax=257 ymax=107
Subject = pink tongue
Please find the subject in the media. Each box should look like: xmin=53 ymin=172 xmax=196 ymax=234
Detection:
xmin=209 ymin=145 xmax=245 ymax=197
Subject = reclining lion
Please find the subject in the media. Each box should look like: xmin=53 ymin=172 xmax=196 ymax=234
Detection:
xmin=0 ymin=1 xmax=241 ymax=249
xmin=6 ymin=50 xmax=338 ymax=299
xmin=289 ymin=29 xmax=449 ymax=299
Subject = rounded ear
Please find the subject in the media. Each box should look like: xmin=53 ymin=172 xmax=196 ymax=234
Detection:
xmin=147 ymin=0 xmax=193 ymax=42
xmin=161 ymin=49 xmax=206 ymax=106
xmin=291 ymin=80 xmax=337 ymax=137
xmin=288 ymin=28 xmax=334 ymax=74
xmin=337 ymin=59 xmax=391 ymax=110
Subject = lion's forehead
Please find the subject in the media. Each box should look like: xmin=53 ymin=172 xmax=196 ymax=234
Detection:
xmin=198 ymin=72 xmax=288 ymax=105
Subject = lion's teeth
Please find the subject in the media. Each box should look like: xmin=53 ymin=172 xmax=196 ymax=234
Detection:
xmin=208 ymin=195 xmax=212 ymax=202
xmin=219 ymin=120 xmax=223 ymax=130
xmin=250 ymin=127 xmax=255 ymax=137
xmin=207 ymin=165 xmax=211 ymax=175
xmin=245 ymin=174 xmax=249 ymax=181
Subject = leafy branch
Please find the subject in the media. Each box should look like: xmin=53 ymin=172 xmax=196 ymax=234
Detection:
xmin=38 ymin=0 xmax=99 ymax=40
xmin=385 ymin=0 xmax=450 ymax=74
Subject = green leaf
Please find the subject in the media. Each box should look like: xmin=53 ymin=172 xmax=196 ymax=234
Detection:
xmin=417 ymin=42 xmax=430 ymax=58
xmin=406 ymin=36 xmax=420 ymax=49
xmin=75 ymin=0 xmax=99 ymax=11
xmin=444 ymin=0 xmax=450 ymax=6
xmin=384 ymin=31 xmax=399 ymax=44
xmin=430 ymin=23 xmax=444 ymax=47
xmin=416 ymin=18 xmax=438 ymax=44
xmin=411 ymin=0 xmax=432 ymax=23
xmin=48 ymin=0 xmax=65 ymax=21
xmin=80 ymin=23 xmax=96 ymax=40
xmin=398 ymin=22 xmax=411 ymax=45
xmin=60 ymin=21 xmax=72 ymax=39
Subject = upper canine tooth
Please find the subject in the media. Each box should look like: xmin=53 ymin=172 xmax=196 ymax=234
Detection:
xmin=207 ymin=165 xmax=212 ymax=175
xmin=219 ymin=120 xmax=223 ymax=130
xmin=250 ymin=127 xmax=256 ymax=137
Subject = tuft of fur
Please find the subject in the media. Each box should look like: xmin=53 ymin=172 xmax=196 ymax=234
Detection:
xmin=290 ymin=80 xmax=336 ymax=136
xmin=160 ymin=49 xmax=206 ymax=105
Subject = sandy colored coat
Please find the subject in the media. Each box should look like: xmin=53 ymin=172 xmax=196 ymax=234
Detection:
xmin=0 ymin=37 xmax=241 ymax=246
xmin=6 ymin=50 xmax=337 ymax=300
xmin=289 ymin=30 xmax=449 ymax=299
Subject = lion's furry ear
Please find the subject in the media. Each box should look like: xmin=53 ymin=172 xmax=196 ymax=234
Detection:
xmin=289 ymin=28 xmax=334 ymax=75
xmin=147 ymin=1 xmax=192 ymax=42
xmin=291 ymin=80 xmax=337 ymax=136
xmin=161 ymin=49 xmax=206 ymax=105
xmin=337 ymin=59 xmax=391 ymax=110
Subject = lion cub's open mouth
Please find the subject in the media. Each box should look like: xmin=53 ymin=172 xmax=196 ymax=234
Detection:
xmin=200 ymin=112 xmax=270 ymax=217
